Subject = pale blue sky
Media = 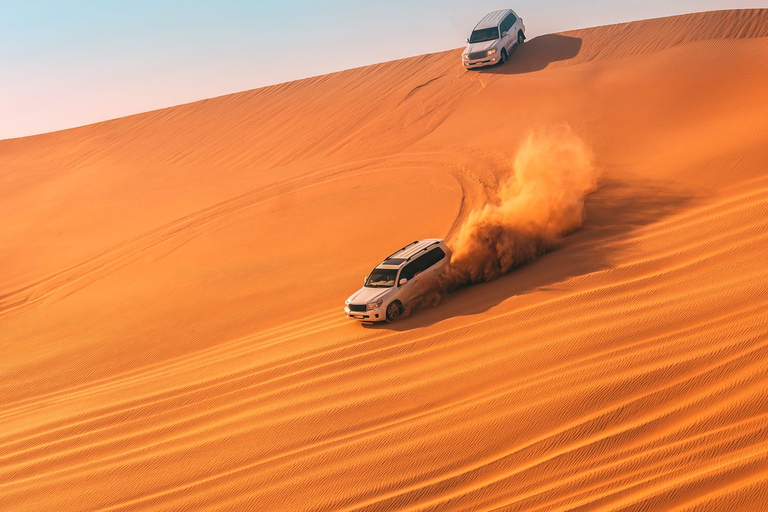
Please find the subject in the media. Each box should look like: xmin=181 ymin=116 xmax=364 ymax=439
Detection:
xmin=0 ymin=1 xmax=762 ymax=139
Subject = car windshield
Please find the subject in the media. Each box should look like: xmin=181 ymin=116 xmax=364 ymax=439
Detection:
xmin=469 ymin=27 xmax=499 ymax=43
xmin=365 ymin=268 xmax=398 ymax=288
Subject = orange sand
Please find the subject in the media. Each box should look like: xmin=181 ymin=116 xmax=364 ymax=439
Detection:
xmin=2 ymin=9 xmax=768 ymax=511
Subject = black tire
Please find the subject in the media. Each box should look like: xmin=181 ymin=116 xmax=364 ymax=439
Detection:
xmin=518 ymin=31 xmax=525 ymax=46
xmin=499 ymin=48 xmax=508 ymax=65
xmin=386 ymin=301 xmax=403 ymax=322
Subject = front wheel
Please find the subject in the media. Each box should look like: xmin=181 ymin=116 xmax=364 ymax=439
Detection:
xmin=386 ymin=301 xmax=402 ymax=322
xmin=499 ymin=48 xmax=507 ymax=65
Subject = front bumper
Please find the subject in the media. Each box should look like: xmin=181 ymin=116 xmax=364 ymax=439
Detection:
xmin=344 ymin=304 xmax=385 ymax=322
xmin=463 ymin=55 xmax=499 ymax=69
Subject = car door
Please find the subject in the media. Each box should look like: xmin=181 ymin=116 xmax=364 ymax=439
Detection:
xmin=397 ymin=258 xmax=424 ymax=303
xmin=512 ymin=11 xmax=523 ymax=44
xmin=423 ymin=247 xmax=447 ymax=277
xmin=415 ymin=248 xmax=446 ymax=280
xmin=499 ymin=17 xmax=510 ymax=53
xmin=500 ymin=14 xmax=514 ymax=52
xmin=401 ymin=248 xmax=448 ymax=302
xmin=507 ymin=13 xmax=519 ymax=49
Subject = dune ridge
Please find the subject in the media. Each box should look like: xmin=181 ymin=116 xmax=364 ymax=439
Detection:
xmin=564 ymin=8 xmax=768 ymax=63
xmin=2 ymin=8 xmax=768 ymax=511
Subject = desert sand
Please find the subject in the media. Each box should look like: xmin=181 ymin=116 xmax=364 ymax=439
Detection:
xmin=2 ymin=8 xmax=768 ymax=511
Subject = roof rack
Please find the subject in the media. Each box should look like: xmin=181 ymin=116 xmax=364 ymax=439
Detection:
xmin=379 ymin=240 xmax=442 ymax=266
xmin=404 ymin=241 xmax=440 ymax=262
xmin=383 ymin=240 xmax=419 ymax=261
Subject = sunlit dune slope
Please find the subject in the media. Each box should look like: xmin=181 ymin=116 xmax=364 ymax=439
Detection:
xmin=2 ymin=8 xmax=768 ymax=511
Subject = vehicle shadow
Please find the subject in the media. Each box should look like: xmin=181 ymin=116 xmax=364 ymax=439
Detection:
xmin=476 ymin=34 xmax=582 ymax=75
xmin=363 ymin=179 xmax=699 ymax=332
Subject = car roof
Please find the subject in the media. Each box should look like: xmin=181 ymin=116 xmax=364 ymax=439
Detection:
xmin=474 ymin=9 xmax=513 ymax=30
xmin=377 ymin=239 xmax=443 ymax=268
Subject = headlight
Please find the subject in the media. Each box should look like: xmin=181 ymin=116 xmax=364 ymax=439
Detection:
xmin=367 ymin=300 xmax=383 ymax=311
xmin=462 ymin=53 xmax=469 ymax=59
xmin=486 ymin=48 xmax=497 ymax=56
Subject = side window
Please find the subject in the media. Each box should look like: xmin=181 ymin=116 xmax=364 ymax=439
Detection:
xmin=508 ymin=13 xmax=518 ymax=26
xmin=399 ymin=248 xmax=447 ymax=284
xmin=409 ymin=256 xmax=430 ymax=277
xmin=501 ymin=16 xmax=512 ymax=34
xmin=400 ymin=261 xmax=419 ymax=282
xmin=414 ymin=255 xmax=432 ymax=275
xmin=424 ymin=247 xmax=446 ymax=269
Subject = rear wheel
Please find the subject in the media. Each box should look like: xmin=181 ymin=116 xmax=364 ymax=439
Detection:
xmin=517 ymin=31 xmax=525 ymax=46
xmin=499 ymin=48 xmax=508 ymax=65
xmin=386 ymin=301 xmax=402 ymax=322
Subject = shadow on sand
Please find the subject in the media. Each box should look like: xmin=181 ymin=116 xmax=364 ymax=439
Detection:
xmin=477 ymin=33 xmax=582 ymax=75
xmin=364 ymin=179 xmax=698 ymax=332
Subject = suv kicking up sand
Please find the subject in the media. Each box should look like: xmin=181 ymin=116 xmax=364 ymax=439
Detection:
xmin=345 ymin=239 xmax=452 ymax=322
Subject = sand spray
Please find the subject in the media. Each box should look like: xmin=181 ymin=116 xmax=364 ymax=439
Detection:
xmin=405 ymin=125 xmax=598 ymax=315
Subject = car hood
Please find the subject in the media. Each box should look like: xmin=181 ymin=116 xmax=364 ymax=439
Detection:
xmin=346 ymin=286 xmax=394 ymax=304
xmin=465 ymin=40 xmax=499 ymax=54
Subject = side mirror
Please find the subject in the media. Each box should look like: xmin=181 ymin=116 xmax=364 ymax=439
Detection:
xmin=399 ymin=278 xmax=407 ymax=286
xmin=363 ymin=276 xmax=368 ymax=285
xmin=465 ymin=37 xmax=469 ymax=43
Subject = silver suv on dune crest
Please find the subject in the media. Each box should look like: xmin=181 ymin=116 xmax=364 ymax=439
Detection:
xmin=345 ymin=239 xmax=452 ymax=322
xmin=463 ymin=8 xmax=526 ymax=69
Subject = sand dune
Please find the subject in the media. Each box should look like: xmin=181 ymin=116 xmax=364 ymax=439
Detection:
xmin=2 ymin=8 xmax=768 ymax=511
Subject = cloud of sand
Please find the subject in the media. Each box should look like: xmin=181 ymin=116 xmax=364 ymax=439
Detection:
xmin=407 ymin=125 xmax=598 ymax=314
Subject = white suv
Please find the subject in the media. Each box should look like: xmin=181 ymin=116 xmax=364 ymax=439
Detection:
xmin=462 ymin=9 xmax=525 ymax=69
xmin=345 ymin=239 xmax=452 ymax=322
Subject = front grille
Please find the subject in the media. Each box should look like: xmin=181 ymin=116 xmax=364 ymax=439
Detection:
xmin=348 ymin=304 xmax=367 ymax=312
xmin=468 ymin=51 xmax=489 ymax=60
